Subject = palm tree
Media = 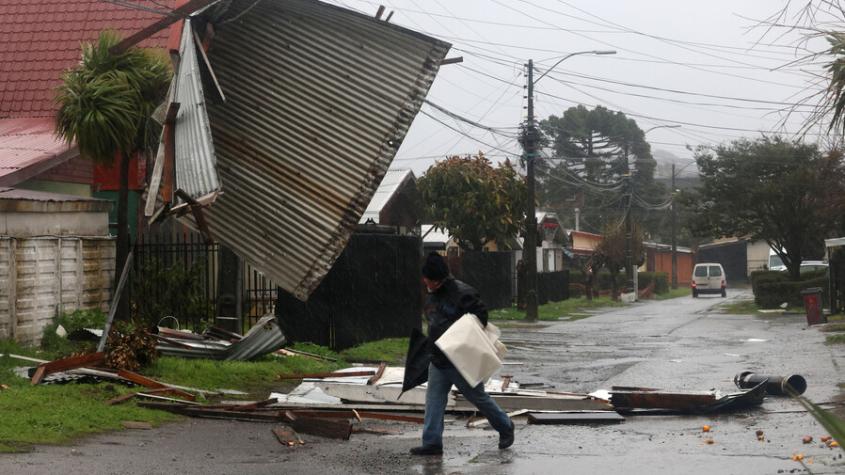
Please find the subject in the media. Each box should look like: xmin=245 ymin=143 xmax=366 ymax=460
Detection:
xmin=55 ymin=31 xmax=171 ymax=295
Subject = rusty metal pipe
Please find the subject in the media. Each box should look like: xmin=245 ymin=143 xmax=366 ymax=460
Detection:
xmin=734 ymin=371 xmax=807 ymax=396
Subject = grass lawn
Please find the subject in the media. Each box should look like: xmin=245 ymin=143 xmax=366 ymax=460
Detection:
xmin=489 ymin=296 xmax=624 ymax=321
xmin=826 ymin=333 xmax=845 ymax=345
xmin=0 ymin=335 xmax=414 ymax=452
xmin=719 ymin=299 xmax=763 ymax=315
xmin=655 ymin=287 xmax=692 ymax=300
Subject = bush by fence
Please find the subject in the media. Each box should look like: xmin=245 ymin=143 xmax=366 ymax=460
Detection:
xmin=568 ymin=270 xmax=668 ymax=296
xmin=537 ymin=270 xmax=569 ymax=304
xmin=752 ymin=269 xmax=828 ymax=308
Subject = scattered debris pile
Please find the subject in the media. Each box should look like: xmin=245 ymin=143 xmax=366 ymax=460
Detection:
xmin=153 ymin=314 xmax=287 ymax=361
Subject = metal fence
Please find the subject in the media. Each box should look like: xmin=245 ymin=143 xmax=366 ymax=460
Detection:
xmin=131 ymin=230 xmax=276 ymax=333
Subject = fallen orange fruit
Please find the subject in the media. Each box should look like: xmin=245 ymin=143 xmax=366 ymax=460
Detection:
xmin=802 ymin=436 xmax=813 ymax=444
xmin=702 ymin=425 xmax=711 ymax=433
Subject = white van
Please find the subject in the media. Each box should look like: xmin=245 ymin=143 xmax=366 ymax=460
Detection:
xmin=691 ymin=263 xmax=726 ymax=298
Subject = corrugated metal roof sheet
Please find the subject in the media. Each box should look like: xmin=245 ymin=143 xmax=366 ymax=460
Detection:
xmin=176 ymin=0 xmax=449 ymax=300
xmin=173 ymin=18 xmax=220 ymax=201
xmin=359 ymin=169 xmax=414 ymax=224
xmin=0 ymin=118 xmax=76 ymax=186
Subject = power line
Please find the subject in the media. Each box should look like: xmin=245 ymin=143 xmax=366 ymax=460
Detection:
xmin=492 ymin=0 xmax=807 ymax=89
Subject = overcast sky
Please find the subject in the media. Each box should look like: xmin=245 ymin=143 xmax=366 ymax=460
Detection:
xmin=325 ymin=0 xmax=831 ymax=175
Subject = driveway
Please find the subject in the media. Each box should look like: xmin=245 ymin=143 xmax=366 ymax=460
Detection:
xmin=3 ymin=290 xmax=844 ymax=474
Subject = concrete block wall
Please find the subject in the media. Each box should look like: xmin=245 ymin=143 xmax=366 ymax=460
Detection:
xmin=0 ymin=236 xmax=114 ymax=345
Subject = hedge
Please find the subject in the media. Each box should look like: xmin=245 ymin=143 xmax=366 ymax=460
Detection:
xmin=755 ymin=275 xmax=827 ymax=309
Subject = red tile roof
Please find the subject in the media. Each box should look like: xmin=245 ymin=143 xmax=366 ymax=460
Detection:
xmin=0 ymin=0 xmax=176 ymax=119
xmin=0 ymin=117 xmax=77 ymax=186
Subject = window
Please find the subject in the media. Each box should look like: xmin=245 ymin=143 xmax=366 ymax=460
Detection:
xmin=709 ymin=266 xmax=722 ymax=277
xmin=694 ymin=266 xmax=708 ymax=277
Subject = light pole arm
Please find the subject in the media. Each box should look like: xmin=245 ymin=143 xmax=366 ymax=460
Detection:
xmin=533 ymin=50 xmax=616 ymax=85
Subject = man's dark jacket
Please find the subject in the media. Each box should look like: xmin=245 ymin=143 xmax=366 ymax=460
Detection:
xmin=424 ymin=277 xmax=488 ymax=369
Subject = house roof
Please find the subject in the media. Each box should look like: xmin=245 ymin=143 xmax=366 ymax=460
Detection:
xmin=0 ymin=118 xmax=77 ymax=186
xmin=0 ymin=0 xmax=176 ymax=119
xmin=359 ymin=169 xmax=415 ymax=224
xmin=0 ymin=186 xmax=111 ymax=212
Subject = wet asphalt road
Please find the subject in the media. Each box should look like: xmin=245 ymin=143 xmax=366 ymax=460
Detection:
xmin=3 ymin=290 xmax=845 ymax=475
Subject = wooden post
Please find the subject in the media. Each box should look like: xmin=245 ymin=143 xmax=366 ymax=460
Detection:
xmin=9 ymin=238 xmax=16 ymax=341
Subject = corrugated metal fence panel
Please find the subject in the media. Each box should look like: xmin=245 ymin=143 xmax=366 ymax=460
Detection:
xmin=197 ymin=0 xmax=449 ymax=300
xmin=0 ymin=238 xmax=11 ymax=339
xmin=174 ymin=18 xmax=220 ymax=200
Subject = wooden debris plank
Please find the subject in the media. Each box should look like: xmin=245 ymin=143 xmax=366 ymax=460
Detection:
xmin=455 ymin=395 xmax=613 ymax=412
xmin=272 ymin=426 xmax=304 ymax=446
xmin=116 ymin=370 xmax=196 ymax=401
xmin=139 ymin=402 xmax=284 ymax=422
xmin=356 ymin=412 xmax=424 ymax=424
xmin=610 ymin=391 xmax=716 ymax=411
xmin=367 ymin=363 xmax=387 ymax=385
xmin=279 ymin=370 xmax=375 ymax=380
xmin=352 ymin=426 xmax=402 ymax=435
xmin=121 ymin=421 xmax=154 ymax=430
xmin=290 ymin=416 xmax=353 ymax=440
xmin=527 ymin=412 xmax=625 ymax=425
xmin=31 ymin=352 xmax=105 ymax=385
xmin=107 ymin=387 xmax=195 ymax=406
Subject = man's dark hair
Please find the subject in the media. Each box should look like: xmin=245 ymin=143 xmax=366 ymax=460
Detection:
xmin=422 ymin=252 xmax=449 ymax=280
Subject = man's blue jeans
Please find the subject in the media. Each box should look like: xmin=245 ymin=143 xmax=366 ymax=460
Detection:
xmin=422 ymin=363 xmax=512 ymax=448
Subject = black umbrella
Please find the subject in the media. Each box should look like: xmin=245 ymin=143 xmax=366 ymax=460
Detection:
xmin=399 ymin=327 xmax=430 ymax=400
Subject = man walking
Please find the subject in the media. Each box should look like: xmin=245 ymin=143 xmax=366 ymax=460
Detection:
xmin=410 ymin=252 xmax=515 ymax=456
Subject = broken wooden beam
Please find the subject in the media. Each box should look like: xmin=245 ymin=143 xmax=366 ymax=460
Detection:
xmin=31 ymin=352 xmax=105 ymax=385
xmin=610 ymin=390 xmax=717 ymax=412
xmin=289 ymin=415 xmax=353 ymax=440
xmin=367 ymin=362 xmax=387 ymax=385
xmin=527 ymin=412 xmax=625 ymax=425
xmin=116 ymin=370 xmax=196 ymax=401
xmin=138 ymin=401 xmax=284 ymax=422
xmin=110 ymin=0 xmax=217 ymax=54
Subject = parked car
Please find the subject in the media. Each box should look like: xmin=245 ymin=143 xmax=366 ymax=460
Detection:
xmin=692 ymin=263 xmax=727 ymax=298
xmin=768 ymin=250 xmax=827 ymax=274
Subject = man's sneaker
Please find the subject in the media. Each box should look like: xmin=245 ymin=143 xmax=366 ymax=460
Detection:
xmin=499 ymin=421 xmax=515 ymax=449
xmin=410 ymin=445 xmax=443 ymax=456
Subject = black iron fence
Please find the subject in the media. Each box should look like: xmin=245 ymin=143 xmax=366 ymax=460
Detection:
xmin=131 ymin=230 xmax=277 ymax=333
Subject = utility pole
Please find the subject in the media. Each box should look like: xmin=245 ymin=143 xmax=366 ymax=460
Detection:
xmin=671 ymin=163 xmax=678 ymax=289
xmin=521 ymin=51 xmax=615 ymax=320
xmin=523 ymin=59 xmax=538 ymax=322
xmin=624 ymin=143 xmax=633 ymax=291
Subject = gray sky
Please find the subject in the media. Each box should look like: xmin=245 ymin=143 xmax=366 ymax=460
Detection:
xmin=326 ymin=0 xmax=829 ymax=175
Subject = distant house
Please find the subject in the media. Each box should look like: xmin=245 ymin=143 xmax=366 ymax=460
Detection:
xmin=0 ymin=0 xmax=177 ymax=237
xmin=644 ymin=241 xmax=695 ymax=286
xmin=697 ymin=237 xmax=769 ymax=283
xmin=569 ymin=230 xmax=603 ymax=258
xmin=359 ymin=169 xmax=419 ymax=235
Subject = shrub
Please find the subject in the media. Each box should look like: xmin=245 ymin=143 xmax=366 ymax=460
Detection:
xmin=638 ymin=272 xmax=669 ymax=294
xmin=750 ymin=270 xmax=789 ymax=297
xmin=756 ymin=276 xmax=827 ymax=309
xmin=41 ymin=308 xmax=107 ymax=356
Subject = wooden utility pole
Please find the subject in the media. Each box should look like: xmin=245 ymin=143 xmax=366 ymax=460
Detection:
xmin=523 ymin=59 xmax=538 ymax=322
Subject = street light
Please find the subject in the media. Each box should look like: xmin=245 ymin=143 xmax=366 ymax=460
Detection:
xmin=522 ymin=50 xmax=617 ymax=322
xmin=644 ymin=124 xmax=681 ymax=134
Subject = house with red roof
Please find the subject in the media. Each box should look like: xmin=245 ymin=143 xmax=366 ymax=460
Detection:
xmin=0 ymin=0 xmax=177 ymax=236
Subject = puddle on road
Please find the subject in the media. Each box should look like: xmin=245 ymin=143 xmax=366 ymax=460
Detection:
xmin=745 ymin=338 xmax=768 ymax=343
